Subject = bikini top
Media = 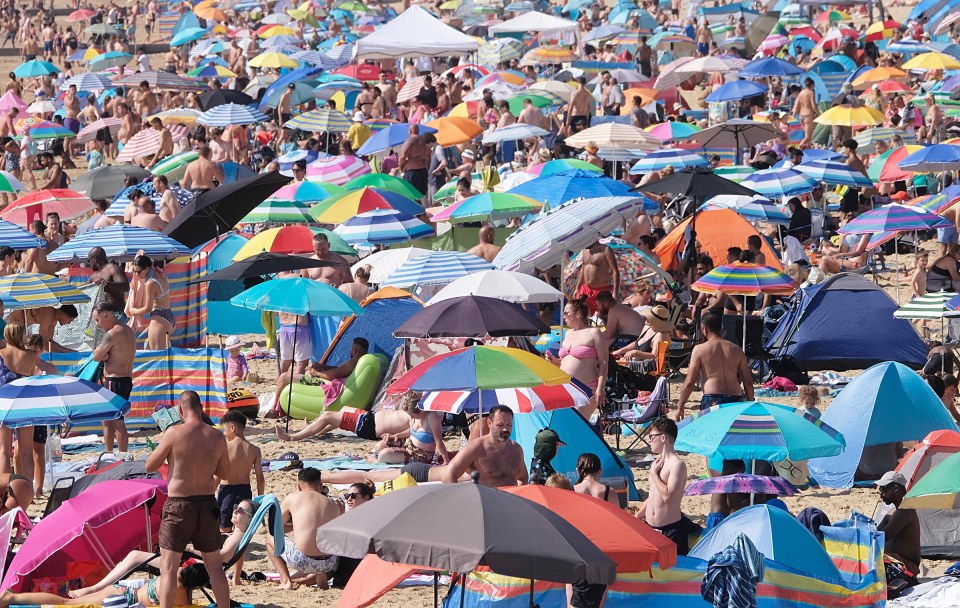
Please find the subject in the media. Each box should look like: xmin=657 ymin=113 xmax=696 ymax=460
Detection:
xmin=558 ymin=345 xmax=598 ymax=360
xmin=409 ymin=421 xmax=435 ymax=445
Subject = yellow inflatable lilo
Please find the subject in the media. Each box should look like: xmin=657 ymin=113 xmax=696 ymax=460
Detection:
xmin=278 ymin=353 xmax=388 ymax=420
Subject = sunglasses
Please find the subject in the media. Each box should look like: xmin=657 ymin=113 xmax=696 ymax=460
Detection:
xmin=233 ymin=505 xmax=253 ymax=517
xmin=343 ymin=492 xmax=360 ymax=500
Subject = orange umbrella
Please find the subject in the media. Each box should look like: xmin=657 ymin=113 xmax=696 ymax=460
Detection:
xmin=194 ymin=5 xmax=228 ymax=21
xmin=424 ymin=116 xmax=483 ymax=146
xmin=337 ymin=555 xmax=439 ymax=608
xmin=851 ymin=66 xmax=907 ymax=88
xmin=619 ymin=87 xmax=658 ymax=115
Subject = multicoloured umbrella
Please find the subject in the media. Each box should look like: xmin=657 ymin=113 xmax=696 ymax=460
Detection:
xmin=305 ymin=155 xmax=371 ymax=185
xmin=186 ymin=64 xmax=237 ymax=79
xmin=692 ymin=262 xmax=796 ymax=296
xmin=644 ymin=121 xmax=702 ymax=142
xmin=382 ymin=251 xmax=494 ymax=288
xmin=520 ymin=45 xmax=576 ymax=66
xmin=1 ymin=189 xmax=92 ymax=223
xmin=147 ymin=108 xmax=203 ymax=126
xmin=478 ymin=38 xmax=525 ymax=65
xmin=25 ymin=121 xmax=75 ymax=140
xmin=387 ymin=345 xmax=569 ymax=393
xmin=333 ymin=209 xmax=435 ymax=245
xmin=419 ymin=382 xmax=589 ymax=414
xmin=898 ymin=144 xmax=960 ymax=172
xmin=46 ymin=225 xmax=191 ymax=263
xmin=309 ymin=187 xmax=422 ymax=223
xmin=867 ymin=145 xmax=925 ymax=182
xmin=150 ymin=150 xmax=200 ymax=183
xmin=76 ymin=117 xmax=122 ymax=145
xmin=630 ymin=149 xmax=708 ymax=173
xmin=684 ymin=473 xmax=797 ymax=497
xmin=903 ymin=451 xmax=960 ymax=509
xmin=795 ymin=159 xmax=874 ymax=188
xmin=714 ymin=165 xmax=756 ymax=183
xmin=355 ymin=122 xmax=438 ymax=156
xmin=0 ymin=171 xmax=23 ymax=193
xmin=231 ymin=277 xmax=365 ymax=317
xmin=240 ymin=199 xmax=313 ymax=224
xmin=815 ymin=104 xmax=885 ymax=127
xmin=197 ymin=103 xmax=269 ymax=127
xmin=269 ymin=181 xmax=346 ymax=205
xmin=741 ymin=167 xmax=817 ymax=198
xmin=854 ymin=127 xmax=915 ymax=153
xmin=863 ymin=19 xmax=900 ymax=42
xmin=814 ymin=9 xmax=850 ymax=23
xmin=345 ymin=173 xmax=422 ymax=200
xmin=431 ymin=193 xmax=541 ymax=223
xmin=0 ymin=273 xmax=89 ymax=310
xmin=839 ymin=204 xmax=951 ymax=234
xmin=0 ymin=375 xmax=129 ymax=428
xmin=677 ymin=401 xmax=846 ymax=461
xmin=851 ymin=66 xmax=906 ymax=88
xmin=232 ymin=225 xmax=355 ymax=260
xmin=286 ymin=108 xmax=352 ymax=132
xmin=115 ymin=125 xmax=189 ymax=163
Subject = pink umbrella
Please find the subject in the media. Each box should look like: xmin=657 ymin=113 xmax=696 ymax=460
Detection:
xmin=758 ymin=34 xmax=789 ymax=54
xmin=305 ymin=155 xmax=371 ymax=185
xmin=116 ymin=125 xmax=189 ymax=163
xmin=0 ymin=90 xmax=27 ymax=115
xmin=76 ymin=117 xmax=122 ymax=144
xmin=1 ymin=479 xmax=167 ymax=592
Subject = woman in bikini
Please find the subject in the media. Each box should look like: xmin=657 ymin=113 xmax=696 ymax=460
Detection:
xmin=126 ymin=255 xmax=174 ymax=349
xmin=817 ymin=212 xmax=871 ymax=276
xmin=374 ymin=392 xmax=450 ymax=465
xmin=617 ymin=305 xmax=675 ymax=370
xmin=573 ymin=453 xmax=620 ymax=507
xmin=0 ymin=323 xmax=39 ymax=477
xmin=926 ymin=244 xmax=960 ymax=292
xmin=546 ymin=298 xmax=607 ymax=420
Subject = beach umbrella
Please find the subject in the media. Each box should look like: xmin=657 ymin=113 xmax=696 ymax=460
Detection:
xmin=700 ymin=194 xmax=790 ymax=224
xmin=816 ymin=104 xmax=885 ymax=127
xmin=240 ymin=198 xmax=313 ymax=224
xmin=1 ymin=189 xmax=92 ymax=224
xmin=305 ymin=155 xmax=370 ymax=185
xmin=630 ymin=150 xmax=709 ymax=174
xmin=840 ymin=204 xmax=951 ymax=234
xmin=424 ymin=117 xmax=483 ymax=147
xmin=705 ymin=79 xmax=767 ymax=103
xmin=75 ymin=117 xmax=122 ymax=145
xmin=60 ymin=72 xmax=112 ymax=91
xmin=231 ymin=276 xmax=365 ymax=317
xmin=26 ymin=121 xmax=75 ymax=140
xmin=344 ymin=173 xmax=421 ymax=200
xmin=903 ymin=52 xmax=960 ymax=71
xmin=478 ymin=38 xmax=525 ymax=65
xmin=480 ymin=123 xmax=550 ymax=145
xmin=70 ymin=165 xmax=150 ymax=200
xmin=316 ymin=480 xmax=615 ymax=586
xmin=171 ymin=26 xmax=208 ymax=47
xmin=713 ymin=165 xmax=756 ymax=182
xmin=794 ymin=159 xmax=873 ymax=188
xmin=248 ymin=51 xmax=300 ymax=70
xmin=115 ymin=125 xmax=189 ymax=163
xmin=47 ymin=225 xmax=191 ymax=262
xmin=894 ymin=291 xmax=958 ymax=320
xmin=739 ymin=56 xmax=804 ymax=78
xmin=529 ymin=159 xmax=603 ymax=176
xmin=638 ymin=171 xmax=759 ymax=199
xmin=382 ymin=251 xmax=493 ymax=288
xmin=0 ymin=375 xmax=129 ymax=428
xmin=863 ymin=19 xmax=900 ymax=42
xmin=88 ymin=51 xmax=132 ymax=70
xmin=504 ymin=92 xmax=565 ymax=116
xmin=0 ymin=171 xmax=23 ymax=194
xmin=197 ymin=103 xmax=269 ymax=127
xmin=292 ymin=50 xmax=340 ymax=69
xmin=741 ymin=167 xmax=817 ymax=198
xmin=198 ymin=89 xmax=255 ymax=110
xmin=150 ymin=151 xmax=200 ymax=183
xmin=286 ymin=108 xmax=352 ymax=132
xmin=903 ymin=451 xmax=960 ymax=509
xmin=86 ymin=22 xmax=123 ymax=36
xmin=508 ymin=170 xmax=633 ymax=207
xmin=394 ymin=295 xmax=549 ymax=338
xmin=867 ymin=145 xmax=925 ymax=182
xmin=333 ymin=209 xmax=434 ymax=245
xmin=684 ymin=474 xmax=797 ymax=497
xmin=851 ymin=66 xmax=907 ymax=88
xmin=233 ymin=226 xmax=354 ymax=260
xmin=430 ymin=270 xmax=561 ymax=305
xmin=269 ymin=181 xmax=346 ymax=206
xmin=0 ymin=273 xmax=89 ymax=310
xmin=188 ymin=252 xmax=345 ymax=284
xmin=643 ymin=122 xmax=701 ymax=142
xmin=520 ymin=45 xmax=577 ymax=66
xmin=419 ymin=383 xmax=591 ymax=414
xmin=898 ymin=144 xmax=960 ymax=172
xmin=675 ymin=56 xmax=737 ymax=74
xmin=689 ymin=119 xmax=778 ymax=158
xmin=187 ymin=64 xmax=238 ymax=79
xmin=116 ymin=72 xmax=205 ymax=92
xmin=757 ymin=34 xmax=789 ymax=54
xmin=431 ymin=193 xmax=541 ymax=223
xmin=164 ymin=171 xmax=291 ymax=248
xmin=13 ymin=59 xmax=59 ymax=78
xmin=277 ymin=149 xmax=321 ymax=174
xmin=676 ymin=401 xmax=845 ymax=461
xmin=67 ymin=8 xmax=96 ymax=20
xmin=356 ymin=123 xmax=437 ymax=156
xmin=147 ymin=108 xmax=205 ymax=127
xmin=854 ymin=127 xmax=915 ymax=153
xmin=350 ymin=248 xmax=430 ymax=284
xmin=0 ymin=220 xmax=40 ymax=250
xmin=565 ymin=123 xmax=660 ymax=151
xmin=26 ymin=99 xmax=55 ymax=115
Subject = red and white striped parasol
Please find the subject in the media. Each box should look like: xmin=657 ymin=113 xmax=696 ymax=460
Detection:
xmin=115 ymin=125 xmax=189 ymax=163
xmin=418 ymin=382 xmax=590 ymax=414
xmin=76 ymin=117 xmax=122 ymax=144
xmin=1 ymin=189 xmax=93 ymax=224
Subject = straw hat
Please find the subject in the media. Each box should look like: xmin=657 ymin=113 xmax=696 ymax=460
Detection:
xmin=537 ymin=148 xmax=552 ymax=161
xmin=641 ymin=305 xmax=674 ymax=333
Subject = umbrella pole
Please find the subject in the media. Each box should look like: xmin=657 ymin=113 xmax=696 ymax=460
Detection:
xmin=529 ymin=579 xmax=535 ymax=608
xmin=433 ymin=572 xmax=439 ymax=608
xmin=459 ymin=573 xmax=466 ymax=608
xmin=742 ymin=299 xmax=748 ymax=354
xmin=284 ymin=314 xmax=299 ymax=434
xmin=750 ymin=458 xmax=756 ymax=506
xmin=895 ymin=234 xmax=900 ymax=305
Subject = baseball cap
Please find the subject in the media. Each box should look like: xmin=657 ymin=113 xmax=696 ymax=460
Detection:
xmin=876 ymin=471 xmax=908 ymax=488
xmin=533 ymin=428 xmax=565 ymax=460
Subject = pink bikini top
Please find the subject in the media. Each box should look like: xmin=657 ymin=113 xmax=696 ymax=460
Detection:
xmin=558 ymin=345 xmax=598 ymax=360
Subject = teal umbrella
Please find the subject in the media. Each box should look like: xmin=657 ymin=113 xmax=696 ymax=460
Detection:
xmin=171 ymin=27 xmax=208 ymax=47
xmin=676 ymin=401 xmax=846 ymax=461
xmin=13 ymin=59 xmax=59 ymax=78
xmin=230 ymin=277 xmax=364 ymax=317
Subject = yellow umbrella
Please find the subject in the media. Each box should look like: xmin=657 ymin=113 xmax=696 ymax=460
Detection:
xmin=211 ymin=23 xmax=227 ymax=34
xmin=814 ymin=104 xmax=886 ymax=127
xmin=902 ymin=52 xmax=960 ymax=71
xmin=249 ymin=52 xmax=300 ymax=69
xmin=439 ymin=0 xmax=460 ymax=8
xmin=260 ymin=25 xmax=295 ymax=38
xmin=81 ymin=47 xmax=100 ymax=61
xmin=851 ymin=66 xmax=907 ymax=88
xmin=287 ymin=2 xmax=320 ymax=27
xmin=148 ymin=108 xmax=202 ymax=126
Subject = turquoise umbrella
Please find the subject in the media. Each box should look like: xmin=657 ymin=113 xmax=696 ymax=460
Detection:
xmin=230 ymin=277 xmax=365 ymax=317
xmin=13 ymin=59 xmax=59 ymax=78
xmin=676 ymin=401 xmax=846 ymax=461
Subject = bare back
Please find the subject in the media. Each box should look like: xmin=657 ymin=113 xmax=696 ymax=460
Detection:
xmin=690 ymin=336 xmax=748 ymax=396
xmin=285 ymin=491 xmax=340 ymax=555
xmin=221 ymin=436 xmax=261 ymax=486
xmin=164 ymin=420 xmax=228 ymax=497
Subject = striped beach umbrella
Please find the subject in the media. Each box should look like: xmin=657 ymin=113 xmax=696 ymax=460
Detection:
xmin=713 ymin=165 xmax=756 ymax=183
xmin=197 ymin=103 xmax=269 ymax=127
xmin=700 ymin=195 xmax=790 ymax=224
xmin=0 ymin=273 xmax=89 ymax=310
xmin=867 ymin=145 xmax=925 ymax=182
xmin=232 ymin=226 xmax=356 ymax=260
xmin=839 ymin=204 xmax=952 ymax=234
xmin=741 ymin=168 xmax=817 ymax=198
xmin=60 ymin=72 xmax=112 ymax=91
xmin=116 ymin=125 xmax=189 ymax=163
xmin=520 ymin=45 xmax=576 ymax=66
xmin=240 ymin=199 xmax=313 ymax=224
xmin=151 ymin=151 xmax=200 ymax=183
xmin=630 ymin=150 xmax=709 ymax=174
xmin=854 ymin=127 xmax=915 ymax=153
xmin=685 ymin=473 xmax=797 ymax=497
xmin=692 ymin=262 xmax=796 ymax=296
xmin=277 ymin=149 xmax=321 ymax=173
xmin=0 ymin=375 xmax=129 ymax=428
xmin=419 ymin=382 xmax=589 ymax=414
xmin=305 ymin=155 xmax=371 ymax=185
xmin=895 ymin=291 xmax=958 ymax=320
xmin=310 ymin=187 xmax=423 ymax=223
xmin=76 ymin=118 xmax=122 ymax=145
xmin=477 ymin=39 xmax=525 ymax=65
xmin=115 ymin=71 xmax=205 ymax=91
xmin=26 ymin=121 xmax=75 ymax=140
xmin=644 ymin=122 xmax=702 ymax=142
xmin=333 ymin=209 xmax=435 ymax=245
xmin=286 ymin=108 xmax=352 ymax=132
xmin=898 ymin=144 xmax=960 ymax=172
xmin=795 ymin=159 xmax=874 ymax=188
xmin=1 ymin=189 xmax=92 ymax=224
xmin=46 ymin=225 xmax=191 ymax=263
xmin=269 ymin=181 xmax=346 ymax=205
xmin=757 ymin=34 xmax=789 ymax=54
xmin=0 ymin=171 xmax=23 ymax=194
xmin=148 ymin=108 xmax=203 ymax=126
xmin=345 ymin=173 xmax=423 ymax=200
xmin=382 ymin=251 xmax=494 ymax=288
xmin=0 ymin=220 xmax=40 ymax=250
xmin=431 ymin=193 xmax=542 ymax=223
xmin=864 ymin=19 xmax=900 ymax=41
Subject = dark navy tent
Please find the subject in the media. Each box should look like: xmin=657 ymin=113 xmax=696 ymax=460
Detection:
xmin=766 ymin=273 xmax=926 ymax=371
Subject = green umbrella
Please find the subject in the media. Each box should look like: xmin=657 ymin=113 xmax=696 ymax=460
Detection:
xmin=505 ymin=93 xmax=556 ymax=116
xmin=345 ymin=173 xmax=423 ymax=200
xmin=151 ymin=151 xmax=200 ymax=183
xmin=240 ymin=199 xmax=313 ymax=224
xmin=903 ymin=451 xmax=960 ymax=509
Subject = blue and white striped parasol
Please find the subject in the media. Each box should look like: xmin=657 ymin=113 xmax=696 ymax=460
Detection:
xmin=322 ymin=45 xmax=354 ymax=66
xmin=0 ymin=375 xmax=130 ymax=428
xmin=0 ymin=220 xmax=42 ymax=250
xmin=47 ymin=225 xmax=192 ymax=262
xmin=700 ymin=194 xmax=791 ymax=224
xmin=106 ymin=183 xmax=193 ymax=217
xmin=291 ymin=50 xmax=342 ymax=69
xmin=795 ymin=159 xmax=874 ymax=188
xmin=334 ymin=209 xmax=435 ymax=245
xmin=741 ymin=167 xmax=817 ymax=198
xmin=59 ymin=72 xmax=113 ymax=91
xmin=630 ymin=149 xmax=709 ymax=174
xmin=382 ymin=251 xmax=494 ymax=288
xmin=197 ymin=103 xmax=270 ymax=127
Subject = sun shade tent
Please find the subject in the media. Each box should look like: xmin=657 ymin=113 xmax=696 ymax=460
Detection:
xmin=653 ymin=208 xmax=782 ymax=272
xmin=352 ymin=6 xmax=478 ymax=59
xmin=488 ymin=11 xmax=580 ymax=43
xmin=894 ymin=430 xmax=960 ymax=558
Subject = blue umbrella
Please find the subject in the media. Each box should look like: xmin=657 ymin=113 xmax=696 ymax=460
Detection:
xmin=741 ymin=167 xmax=817 ymax=198
xmin=197 ymin=103 xmax=270 ymax=126
xmin=220 ymin=161 xmax=256 ymax=184
xmin=898 ymin=144 xmax=960 ymax=172
xmin=0 ymin=220 xmax=42 ymax=250
xmin=507 ymin=169 xmax=633 ymax=208
xmin=630 ymin=149 xmax=709 ymax=173
xmin=47 ymin=225 xmax=191 ymax=262
xmin=795 ymin=159 xmax=875 ymax=188
xmin=278 ymin=149 xmax=321 ymax=174
xmin=772 ymin=148 xmax=840 ymax=167
xmin=356 ymin=123 xmax=438 ymax=156
xmin=705 ymin=79 xmax=768 ymax=103
xmin=382 ymin=251 xmax=494 ymax=288
xmin=291 ymin=50 xmax=341 ymax=69
xmin=258 ymin=65 xmax=325 ymax=112
xmin=60 ymin=72 xmax=113 ymax=91
xmin=740 ymin=56 xmax=804 ymax=78
xmin=322 ymin=44 xmax=354 ymax=64
xmin=0 ymin=375 xmax=130 ymax=428
xmin=231 ymin=277 xmax=365 ymax=316
xmin=13 ymin=59 xmax=59 ymax=78
xmin=171 ymin=27 xmax=209 ymax=47
xmin=88 ymin=51 xmax=132 ymax=70
xmin=700 ymin=194 xmax=791 ymax=224
xmin=334 ymin=209 xmax=435 ymax=245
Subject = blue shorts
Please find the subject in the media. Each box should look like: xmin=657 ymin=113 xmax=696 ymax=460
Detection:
xmin=939 ymin=225 xmax=958 ymax=245
xmin=697 ymin=42 xmax=709 ymax=55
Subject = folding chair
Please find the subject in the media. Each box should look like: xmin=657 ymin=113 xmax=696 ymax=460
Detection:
xmin=603 ymin=376 xmax=669 ymax=452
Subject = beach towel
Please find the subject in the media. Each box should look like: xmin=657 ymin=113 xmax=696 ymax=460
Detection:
xmin=889 ymin=577 xmax=960 ymax=607
xmin=809 ymin=372 xmax=849 ymax=386
xmin=701 ymin=534 xmax=765 ymax=608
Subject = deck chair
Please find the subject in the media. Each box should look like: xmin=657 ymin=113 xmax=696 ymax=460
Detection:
xmin=41 ymin=477 xmax=75 ymax=518
xmin=603 ymin=376 xmax=669 ymax=452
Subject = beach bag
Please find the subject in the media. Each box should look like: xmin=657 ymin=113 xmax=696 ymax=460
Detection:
xmin=226 ymin=388 xmax=259 ymax=419
xmin=66 ymin=561 xmax=108 ymax=588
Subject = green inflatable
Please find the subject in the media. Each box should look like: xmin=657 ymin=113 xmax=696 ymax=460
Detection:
xmin=278 ymin=353 xmax=388 ymax=420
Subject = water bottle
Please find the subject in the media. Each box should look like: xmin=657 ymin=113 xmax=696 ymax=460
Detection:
xmin=49 ymin=430 xmax=61 ymax=463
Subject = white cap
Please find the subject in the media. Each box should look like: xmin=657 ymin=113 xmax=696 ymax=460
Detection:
xmin=876 ymin=471 xmax=908 ymax=488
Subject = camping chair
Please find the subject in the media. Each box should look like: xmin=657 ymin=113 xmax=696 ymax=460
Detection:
xmin=664 ymin=339 xmax=695 ymax=379
xmin=602 ymin=376 xmax=669 ymax=452
xmin=41 ymin=478 xmax=75 ymax=518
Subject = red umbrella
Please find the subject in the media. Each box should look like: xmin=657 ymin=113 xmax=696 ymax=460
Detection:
xmin=67 ymin=8 xmax=97 ymax=21
xmin=788 ymin=26 xmax=822 ymax=42
xmin=333 ymin=64 xmax=382 ymax=81
xmin=1 ymin=189 xmax=93 ymax=224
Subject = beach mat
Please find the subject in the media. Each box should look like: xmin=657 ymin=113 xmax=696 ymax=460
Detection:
xmin=264 ymin=457 xmax=402 ymax=472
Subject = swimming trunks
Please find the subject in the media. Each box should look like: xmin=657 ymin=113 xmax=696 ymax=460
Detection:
xmin=400 ymin=461 xmax=431 ymax=483
xmin=105 ymin=376 xmax=133 ymax=406
xmin=159 ymin=495 xmax=221 ymax=553
xmin=649 ymin=518 xmax=689 ymax=555
xmin=146 ymin=577 xmax=159 ymax=605
xmin=339 ymin=407 xmax=377 ymax=440
xmin=150 ymin=307 xmax=176 ymax=327
xmin=64 ymin=117 xmax=80 ymax=134
xmin=278 ymin=324 xmax=311 ymax=362
xmin=575 ymin=284 xmax=612 ymax=316
xmin=216 ymin=483 xmax=253 ymax=529
xmin=33 ymin=425 xmax=47 ymax=444
xmin=700 ymin=393 xmax=742 ymax=411
xmin=281 ymin=537 xmax=338 ymax=575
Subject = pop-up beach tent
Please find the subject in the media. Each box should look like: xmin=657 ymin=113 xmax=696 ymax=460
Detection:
xmin=653 ymin=208 xmax=782 ymax=272
xmin=895 ymin=430 xmax=960 ymax=558
xmin=766 ymin=273 xmax=927 ymax=371
xmin=809 ymin=362 xmax=959 ymax=488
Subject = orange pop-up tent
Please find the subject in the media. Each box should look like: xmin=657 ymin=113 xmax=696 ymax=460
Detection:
xmin=654 ymin=208 xmax=783 ymax=272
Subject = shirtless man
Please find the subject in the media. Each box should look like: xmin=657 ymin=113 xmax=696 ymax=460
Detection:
xmin=517 ymin=97 xmax=548 ymax=130
xmin=63 ymin=84 xmax=81 ymax=136
xmin=145 ymin=390 xmax=231 ymax=608
xmin=306 ymin=232 xmax=352 ymax=286
xmin=0 ymin=108 xmax=17 ymax=138
xmin=131 ymin=196 xmax=168 ymax=232
xmin=695 ymin=18 xmax=712 ymax=56
xmin=92 ymin=303 xmax=135 ymax=453
xmin=143 ymin=118 xmax=172 ymax=169
xmin=574 ymin=241 xmax=620 ymax=316
xmin=623 ymin=207 xmax=652 ymax=246
xmin=792 ymin=78 xmax=818 ymax=149
xmin=180 ymin=145 xmax=224 ymax=193
xmin=467 ymin=226 xmax=500 ymax=263
xmin=86 ymin=246 xmax=129 ymax=310
xmin=276 ymin=395 xmax=416 ymax=443
xmin=135 ymin=81 xmax=159 ymax=118
xmin=277 ymin=84 xmax=294 ymax=127
xmin=676 ymin=311 xmax=753 ymax=420
xmin=876 ymin=471 xmax=922 ymax=578
xmin=217 ymin=410 xmax=264 ymax=539
xmin=566 ymin=77 xmax=593 ymax=133
xmin=596 ymin=291 xmax=646 ymax=352
xmin=38 ymin=153 xmax=65 ymax=190
xmin=116 ymin=103 xmax=139 ymax=148
xmin=28 ymin=304 xmax=77 ymax=352
xmin=635 ymin=418 xmax=689 ymax=554
xmin=267 ymin=468 xmax=340 ymax=589
xmin=442 ymin=405 xmax=527 ymax=487
xmin=376 ymin=72 xmax=397 ymax=109
xmin=154 ymin=175 xmax=179 ymax=223
xmin=272 ymin=337 xmax=367 ymax=417
xmin=22 ymin=221 xmax=58 ymax=275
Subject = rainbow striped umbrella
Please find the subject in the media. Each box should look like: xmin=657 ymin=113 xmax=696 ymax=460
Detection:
xmin=309 ymin=187 xmax=423 ymax=223
xmin=26 ymin=121 xmax=76 ymax=140
xmin=0 ymin=273 xmax=90 ymax=310
xmin=758 ymin=34 xmax=789 ymax=53
xmin=520 ymin=45 xmax=576 ymax=66
xmin=644 ymin=122 xmax=701 ymax=142
xmin=794 ymin=159 xmax=874 ymax=188
xmin=345 ymin=173 xmax=422 ymax=199
xmin=286 ymin=108 xmax=352 ymax=132
xmin=431 ymin=193 xmax=542 ymax=223
xmin=305 ymin=155 xmax=370 ymax=185
xmin=269 ymin=181 xmax=347 ymax=205
xmin=741 ymin=167 xmax=817 ymax=198
xmin=867 ymin=145 xmax=925 ymax=182
xmin=684 ymin=473 xmax=797 ymax=497
xmin=838 ymin=204 xmax=952 ymax=235
xmin=333 ymin=209 xmax=435 ymax=245
xmin=692 ymin=262 xmax=796 ymax=296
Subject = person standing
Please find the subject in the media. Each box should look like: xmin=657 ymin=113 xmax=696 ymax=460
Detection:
xmin=145 ymin=390 xmax=230 ymax=608
xmin=635 ymin=418 xmax=689 ymax=554
xmin=676 ymin=311 xmax=753 ymax=419
xmin=92 ymin=303 xmax=135 ymax=454
xmin=792 ymin=78 xmax=818 ymax=149
xmin=399 ymin=124 xmax=430 ymax=196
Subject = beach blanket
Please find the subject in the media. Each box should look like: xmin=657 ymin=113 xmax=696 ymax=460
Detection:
xmin=809 ymin=372 xmax=850 ymax=386
xmin=264 ymin=457 xmax=402 ymax=472
xmin=888 ymin=577 xmax=960 ymax=607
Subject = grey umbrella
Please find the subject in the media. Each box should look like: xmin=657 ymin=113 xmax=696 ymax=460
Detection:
xmin=71 ymin=165 xmax=151 ymax=201
xmin=316 ymin=481 xmax=616 ymax=586
xmin=689 ymin=119 xmax=778 ymax=162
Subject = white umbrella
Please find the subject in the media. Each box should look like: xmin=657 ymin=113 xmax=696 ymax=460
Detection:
xmin=353 ymin=247 xmax=432 ymax=284
xmin=481 ymin=123 xmax=550 ymax=144
xmin=564 ymin=123 xmax=661 ymax=151
xmin=675 ymin=56 xmax=739 ymax=74
xmin=27 ymin=100 xmax=55 ymax=114
xmin=429 ymin=269 xmax=562 ymax=304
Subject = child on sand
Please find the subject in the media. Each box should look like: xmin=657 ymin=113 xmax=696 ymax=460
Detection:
xmin=796 ymin=385 xmax=822 ymax=419
xmin=224 ymin=336 xmax=249 ymax=384
xmin=911 ymin=252 xmax=928 ymax=298
xmin=217 ymin=410 xmax=264 ymax=584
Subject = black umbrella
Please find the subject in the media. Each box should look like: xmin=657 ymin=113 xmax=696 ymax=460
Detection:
xmin=393 ymin=295 xmax=550 ymax=338
xmin=199 ymin=89 xmax=255 ymax=110
xmin=71 ymin=165 xmax=151 ymax=201
xmin=163 ymin=171 xmax=291 ymax=248
xmin=186 ymin=252 xmax=345 ymax=284
xmin=634 ymin=171 xmax=759 ymax=198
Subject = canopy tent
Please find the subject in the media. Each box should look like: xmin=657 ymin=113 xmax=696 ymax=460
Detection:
xmin=894 ymin=430 xmax=960 ymax=558
xmin=353 ymin=6 xmax=479 ymax=59
xmin=765 ymin=273 xmax=927 ymax=371
xmin=808 ymin=361 xmax=959 ymax=488
xmin=652 ymin=208 xmax=782 ymax=272
xmin=488 ymin=11 xmax=579 ymax=44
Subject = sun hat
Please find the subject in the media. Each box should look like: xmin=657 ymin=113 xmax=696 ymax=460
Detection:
xmin=537 ymin=148 xmax=552 ymax=161
xmin=533 ymin=428 xmax=565 ymax=460
xmin=641 ymin=304 xmax=674 ymax=333
xmin=224 ymin=335 xmax=242 ymax=350
xmin=352 ymin=111 xmax=365 ymax=122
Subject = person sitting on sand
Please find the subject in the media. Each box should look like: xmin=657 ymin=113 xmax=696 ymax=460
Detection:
xmin=876 ymin=471 xmax=922 ymax=590
xmin=271 ymin=338 xmax=369 ymax=417
xmin=442 ymin=405 xmax=527 ymax=488
xmin=0 ymin=500 xmax=256 ymax=608
xmin=371 ymin=391 xmax=449 ymax=465
xmin=267 ymin=468 xmax=340 ymax=590
xmin=224 ymin=336 xmax=249 ymax=384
